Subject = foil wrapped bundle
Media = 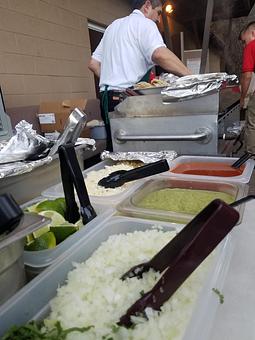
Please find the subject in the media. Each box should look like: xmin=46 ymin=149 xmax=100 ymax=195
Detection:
xmin=0 ymin=120 xmax=51 ymax=163
xmin=162 ymin=73 xmax=238 ymax=103
xmin=0 ymin=157 xmax=52 ymax=179
xmin=101 ymin=151 xmax=177 ymax=164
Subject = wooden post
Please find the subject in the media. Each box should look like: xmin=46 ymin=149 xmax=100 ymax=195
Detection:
xmin=200 ymin=0 xmax=214 ymax=74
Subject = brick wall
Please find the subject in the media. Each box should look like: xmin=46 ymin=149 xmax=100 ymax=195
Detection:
xmin=0 ymin=0 xmax=131 ymax=108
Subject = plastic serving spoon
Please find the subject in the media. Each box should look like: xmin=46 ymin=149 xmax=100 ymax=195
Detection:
xmin=231 ymin=152 xmax=254 ymax=169
xmin=98 ymin=159 xmax=170 ymax=188
xmin=118 ymin=195 xmax=254 ymax=327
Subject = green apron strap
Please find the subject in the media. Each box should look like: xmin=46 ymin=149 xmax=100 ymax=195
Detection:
xmin=139 ymin=68 xmax=152 ymax=83
xmin=101 ymin=85 xmax=109 ymax=124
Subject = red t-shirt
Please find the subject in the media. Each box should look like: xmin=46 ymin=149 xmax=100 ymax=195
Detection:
xmin=242 ymin=39 xmax=255 ymax=73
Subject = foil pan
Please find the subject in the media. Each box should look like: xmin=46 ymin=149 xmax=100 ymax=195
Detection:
xmin=162 ymin=73 xmax=238 ymax=103
xmin=0 ymin=138 xmax=96 ymax=179
xmin=101 ymin=151 xmax=177 ymax=164
xmin=0 ymin=156 xmax=52 ymax=179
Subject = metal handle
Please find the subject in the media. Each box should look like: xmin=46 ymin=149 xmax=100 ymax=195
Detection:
xmin=114 ymin=127 xmax=212 ymax=144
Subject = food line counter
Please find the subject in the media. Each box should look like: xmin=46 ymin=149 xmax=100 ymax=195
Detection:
xmin=0 ymin=155 xmax=254 ymax=339
xmin=210 ymin=200 xmax=255 ymax=340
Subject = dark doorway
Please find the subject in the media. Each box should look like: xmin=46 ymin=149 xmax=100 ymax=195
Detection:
xmin=88 ymin=24 xmax=105 ymax=98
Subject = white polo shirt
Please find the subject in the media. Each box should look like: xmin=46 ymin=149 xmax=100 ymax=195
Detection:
xmin=92 ymin=10 xmax=166 ymax=91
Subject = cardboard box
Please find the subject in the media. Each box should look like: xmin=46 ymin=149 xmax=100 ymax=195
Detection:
xmin=38 ymin=98 xmax=90 ymax=137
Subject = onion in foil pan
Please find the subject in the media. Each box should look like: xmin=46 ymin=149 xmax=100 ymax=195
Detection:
xmin=162 ymin=73 xmax=238 ymax=103
xmin=101 ymin=151 xmax=178 ymax=164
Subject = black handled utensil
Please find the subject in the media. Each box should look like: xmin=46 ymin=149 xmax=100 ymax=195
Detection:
xmin=118 ymin=195 xmax=254 ymax=327
xmin=58 ymin=143 xmax=97 ymax=225
xmin=121 ymin=194 xmax=255 ymax=281
xmin=0 ymin=193 xmax=24 ymax=235
xmin=98 ymin=159 xmax=170 ymax=188
xmin=231 ymin=152 xmax=254 ymax=169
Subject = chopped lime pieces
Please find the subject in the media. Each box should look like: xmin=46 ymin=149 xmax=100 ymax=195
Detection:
xmin=35 ymin=198 xmax=66 ymax=217
xmin=25 ymin=232 xmax=56 ymax=251
xmin=24 ymin=198 xmax=83 ymax=251
xmin=32 ymin=225 xmax=50 ymax=239
xmin=38 ymin=210 xmax=66 ymax=225
xmin=50 ymin=225 xmax=78 ymax=243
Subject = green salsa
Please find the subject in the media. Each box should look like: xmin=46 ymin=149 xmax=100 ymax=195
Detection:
xmin=136 ymin=188 xmax=234 ymax=215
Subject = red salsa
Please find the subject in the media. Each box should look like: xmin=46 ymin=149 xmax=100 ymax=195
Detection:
xmin=171 ymin=162 xmax=244 ymax=177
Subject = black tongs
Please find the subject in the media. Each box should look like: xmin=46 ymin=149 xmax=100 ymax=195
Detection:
xmin=231 ymin=151 xmax=254 ymax=168
xmin=118 ymin=195 xmax=255 ymax=327
xmin=58 ymin=144 xmax=97 ymax=225
xmin=98 ymin=159 xmax=169 ymax=188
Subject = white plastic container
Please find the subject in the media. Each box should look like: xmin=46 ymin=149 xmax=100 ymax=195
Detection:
xmin=41 ymin=160 xmax=144 ymax=206
xmin=117 ymin=177 xmax=248 ymax=225
xmin=164 ymin=155 xmax=255 ymax=184
xmin=0 ymin=213 xmax=234 ymax=340
xmin=23 ymin=206 xmax=114 ymax=278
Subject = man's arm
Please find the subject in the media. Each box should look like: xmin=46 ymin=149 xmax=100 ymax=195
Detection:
xmin=88 ymin=57 xmax=101 ymax=78
xmin=240 ymin=71 xmax=253 ymax=108
xmin=152 ymin=47 xmax=192 ymax=77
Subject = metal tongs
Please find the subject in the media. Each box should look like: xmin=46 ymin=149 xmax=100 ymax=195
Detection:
xmin=58 ymin=143 xmax=97 ymax=225
xmin=231 ymin=152 xmax=254 ymax=169
xmin=118 ymin=195 xmax=255 ymax=327
xmin=98 ymin=159 xmax=170 ymax=188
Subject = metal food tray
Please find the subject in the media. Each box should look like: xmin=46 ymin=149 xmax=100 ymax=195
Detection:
xmin=133 ymin=86 xmax=167 ymax=95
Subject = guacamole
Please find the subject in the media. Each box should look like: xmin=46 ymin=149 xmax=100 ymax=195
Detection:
xmin=136 ymin=188 xmax=234 ymax=215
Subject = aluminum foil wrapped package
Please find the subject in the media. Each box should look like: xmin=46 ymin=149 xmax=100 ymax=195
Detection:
xmin=0 ymin=120 xmax=51 ymax=164
xmin=0 ymin=157 xmax=52 ymax=179
xmin=101 ymin=151 xmax=178 ymax=164
xmin=159 ymin=73 xmax=180 ymax=84
xmin=75 ymin=138 xmax=96 ymax=150
xmin=162 ymin=73 xmax=238 ymax=103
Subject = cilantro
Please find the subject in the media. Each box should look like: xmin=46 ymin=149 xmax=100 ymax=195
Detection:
xmin=212 ymin=288 xmax=224 ymax=304
xmin=111 ymin=324 xmax=120 ymax=333
xmin=2 ymin=321 xmax=93 ymax=340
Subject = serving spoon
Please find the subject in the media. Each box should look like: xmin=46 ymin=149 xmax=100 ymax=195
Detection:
xmin=118 ymin=195 xmax=254 ymax=327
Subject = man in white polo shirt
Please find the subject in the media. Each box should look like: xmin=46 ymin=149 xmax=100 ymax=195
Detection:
xmin=88 ymin=0 xmax=191 ymax=150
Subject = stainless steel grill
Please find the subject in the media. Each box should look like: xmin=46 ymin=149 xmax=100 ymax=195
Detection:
xmin=109 ymin=88 xmax=240 ymax=156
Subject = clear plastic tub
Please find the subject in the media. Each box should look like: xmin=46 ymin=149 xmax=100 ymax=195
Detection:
xmin=0 ymin=213 xmax=234 ymax=340
xmin=41 ymin=160 xmax=144 ymax=206
xmin=117 ymin=177 xmax=248 ymax=224
xmin=21 ymin=197 xmax=114 ymax=278
xmin=164 ymin=155 xmax=255 ymax=183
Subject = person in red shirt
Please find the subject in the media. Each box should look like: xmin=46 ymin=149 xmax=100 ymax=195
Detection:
xmin=240 ymin=21 xmax=255 ymax=153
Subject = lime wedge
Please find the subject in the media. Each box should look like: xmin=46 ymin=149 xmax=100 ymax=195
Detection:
xmin=75 ymin=219 xmax=83 ymax=229
xmin=32 ymin=225 xmax=50 ymax=239
xmin=50 ymin=225 xmax=78 ymax=243
xmin=25 ymin=232 xmax=56 ymax=251
xmin=35 ymin=198 xmax=66 ymax=217
xmin=38 ymin=210 xmax=66 ymax=225
xmin=53 ymin=198 xmax=66 ymax=216
xmin=26 ymin=234 xmax=35 ymax=244
xmin=25 ymin=203 xmax=39 ymax=213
